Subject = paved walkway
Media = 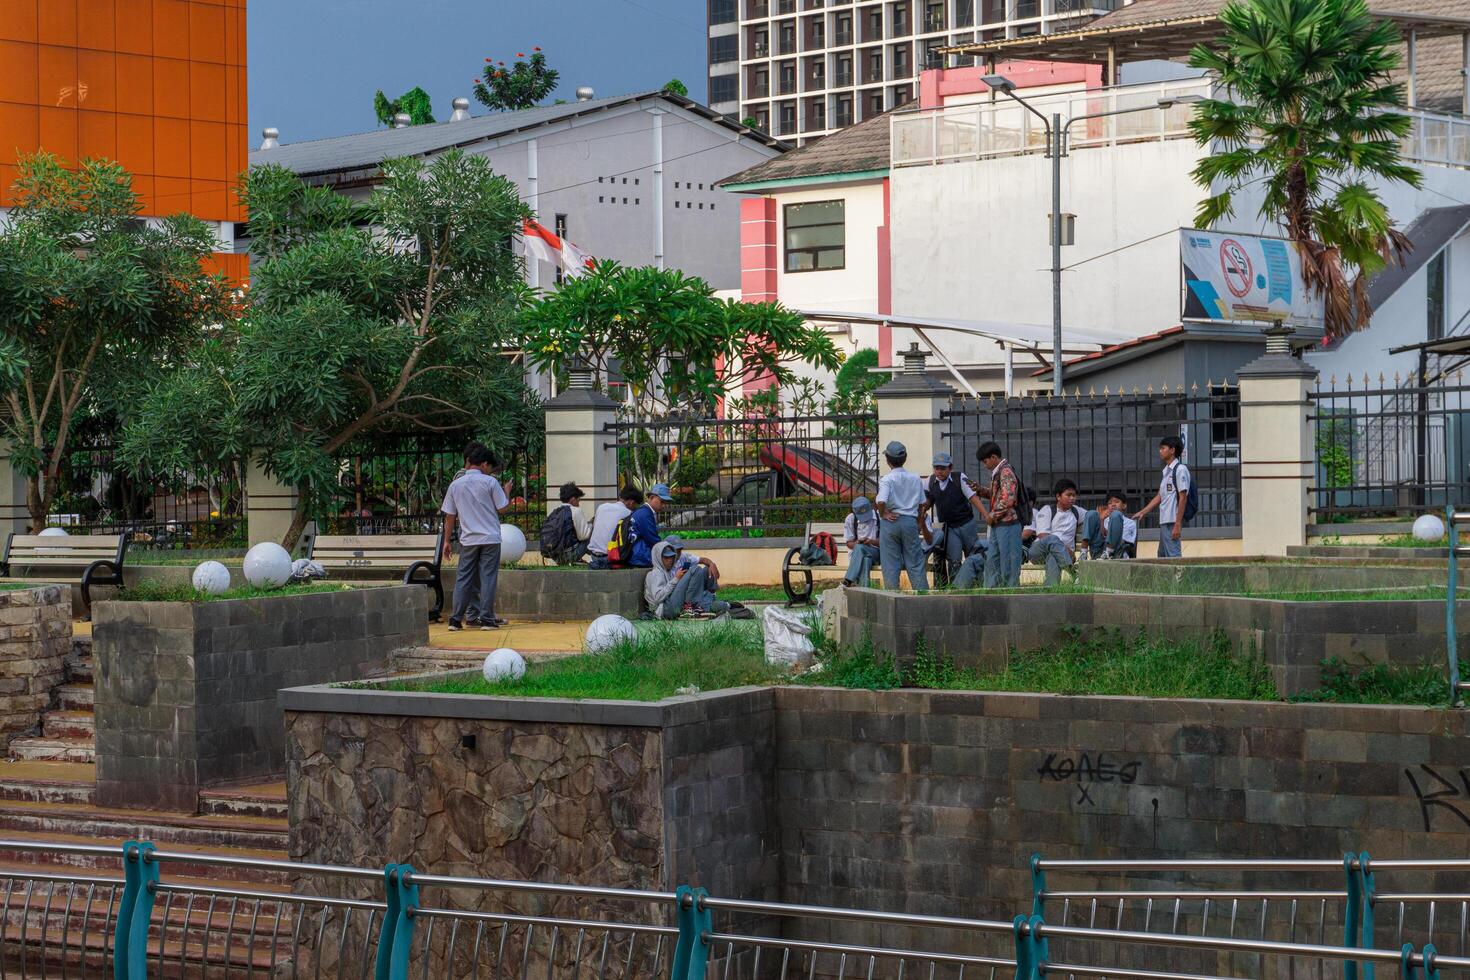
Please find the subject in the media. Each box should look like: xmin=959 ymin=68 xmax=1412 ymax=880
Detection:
xmin=428 ymin=620 xmax=589 ymax=653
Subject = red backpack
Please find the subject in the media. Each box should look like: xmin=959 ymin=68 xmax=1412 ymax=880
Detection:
xmin=810 ymin=531 xmax=837 ymax=563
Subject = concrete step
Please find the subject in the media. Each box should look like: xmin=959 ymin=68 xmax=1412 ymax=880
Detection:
xmin=66 ymin=657 xmax=93 ymax=685
xmin=0 ymin=760 xmax=95 ymax=805
xmin=0 ymin=799 xmax=287 ymax=856
xmin=8 ymin=735 xmax=95 ymax=764
xmin=55 ymin=682 xmax=94 ymax=711
xmin=41 ymin=709 xmax=95 ymax=739
xmin=198 ymin=782 xmax=288 ymax=821
xmin=0 ymin=828 xmax=290 ymax=886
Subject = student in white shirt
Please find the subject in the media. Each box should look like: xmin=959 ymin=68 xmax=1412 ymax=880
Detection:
xmin=1022 ymin=479 xmax=1083 ymax=586
xmin=441 ymin=446 xmax=512 ymax=631
xmin=874 ymin=441 xmax=928 ymax=591
xmin=842 ymin=496 xmax=881 ymax=587
xmin=587 ymin=486 xmax=643 ymax=569
xmin=1135 ymin=436 xmax=1191 ymax=558
xmin=1084 ymin=492 xmax=1138 ymax=559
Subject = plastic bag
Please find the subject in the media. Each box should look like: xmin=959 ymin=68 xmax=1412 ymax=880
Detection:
xmin=762 ymin=604 xmax=815 ymax=669
xmin=290 ymin=558 xmax=327 ymax=582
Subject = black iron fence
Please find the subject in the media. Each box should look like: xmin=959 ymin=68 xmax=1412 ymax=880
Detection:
xmin=942 ymin=386 xmax=1242 ymax=529
xmin=49 ymin=443 xmax=246 ymax=548
xmin=606 ymin=412 xmax=880 ymax=538
xmin=1308 ymin=374 xmax=1470 ymax=521
xmin=317 ymin=431 xmax=547 ymax=538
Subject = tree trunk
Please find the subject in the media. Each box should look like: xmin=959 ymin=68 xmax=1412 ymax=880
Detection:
xmin=26 ymin=474 xmax=45 ymax=534
xmin=278 ymin=495 xmax=312 ymax=553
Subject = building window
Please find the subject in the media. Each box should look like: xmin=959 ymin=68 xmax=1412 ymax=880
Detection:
xmin=598 ymin=176 xmax=604 ymax=183
xmin=710 ymin=35 xmax=739 ymax=64
xmin=710 ymin=74 xmax=738 ymax=104
xmin=1428 ymin=251 xmax=1447 ymax=342
xmin=711 ymin=0 xmax=738 ymax=24
xmin=599 ymin=196 xmax=604 ymax=203
xmin=554 ymin=213 xmax=569 ymax=284
xmin=676 ymin=201 xmax=681 ymax=208
xmin=635 ymin=198 xmax=640 ymax=205
xmin=784 ymin=199 xmax=845 ymax=272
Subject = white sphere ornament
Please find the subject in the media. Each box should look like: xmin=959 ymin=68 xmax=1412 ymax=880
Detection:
xmin=1413 ymin=514 xmax=1446 ymax=543
xmin=191 ymin=560 xmax=232 ymax=595
xmin=482 ymin=648 xmax=526 ymax=683
xmin=584 ymin=614 xmax=637 ymax=653
xmin=500 ymin=525 xmax=527 ymax=564
xmin=242 ymin=542 xmax=293 ymax=589
xmin=37 ymin=526 xmax=69 ymax=553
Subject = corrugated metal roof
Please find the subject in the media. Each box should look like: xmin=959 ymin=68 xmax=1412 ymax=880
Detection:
xmin=718 ymin=111 xmax=892 ymax=187
xmin=250 ymin=91 xmax=786 ymax=178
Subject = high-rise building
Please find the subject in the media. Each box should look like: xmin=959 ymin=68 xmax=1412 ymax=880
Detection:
xmin=707 ymin=0 xmax=1115 ymax=142
xmin=0 ymin=0 xmax=249 ymax=283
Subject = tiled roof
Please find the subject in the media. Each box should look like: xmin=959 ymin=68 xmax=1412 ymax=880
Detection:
xmin=718 ymin=111 xmax=892 ymax=187
xmin=251 ymin=92 xmax=786 ymax=179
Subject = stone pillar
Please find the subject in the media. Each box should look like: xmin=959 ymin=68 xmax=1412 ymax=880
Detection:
xmin=544 ymin=363 xmax=620 ymax=518
xmin=1238 ymin=327 xmax=1318 ymax=557
xmin=245 ymin=457 xmax=299 ymax=548
xmin=874 ymin=343 xmax=955 ymax=469
xmin=0 ymin=442 xmax=31 ymax=535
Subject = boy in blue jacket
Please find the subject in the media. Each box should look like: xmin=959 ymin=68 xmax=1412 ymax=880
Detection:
xmin=630 ymin=483 xmax=675 ymax=567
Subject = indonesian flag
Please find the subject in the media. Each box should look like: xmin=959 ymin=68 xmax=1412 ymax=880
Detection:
xmin=523 ymin=219 xmax=597 ymax=279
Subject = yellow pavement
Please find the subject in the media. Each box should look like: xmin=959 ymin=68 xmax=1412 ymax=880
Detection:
xmin=428 ymin=620 xmax=590 ymax=652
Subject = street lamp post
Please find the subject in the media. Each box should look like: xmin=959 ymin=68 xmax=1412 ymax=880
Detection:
xmin=981 ymin=74 xmax=1203 ymax=395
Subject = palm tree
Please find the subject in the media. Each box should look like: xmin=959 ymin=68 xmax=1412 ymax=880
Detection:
xmin=1189 ymin=0 xmax=1423 ymax=338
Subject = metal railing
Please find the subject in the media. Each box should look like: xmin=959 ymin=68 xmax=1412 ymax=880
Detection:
xmin=891 ymin=79 xmax=1470 ymax=171
xmin=1307 ymin=374 xmax=1470 ymax=522
xmin=2 ymin=840 xmax=1469 ymax=980
xmin=606 ymin=411 xmax=879 ymax=537
xmin=943 ymin=385 xmax=1242 ymax=529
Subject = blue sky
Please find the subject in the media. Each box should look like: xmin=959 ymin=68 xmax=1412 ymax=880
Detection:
xmin=247 ymin=0 xmax=707 ymax=144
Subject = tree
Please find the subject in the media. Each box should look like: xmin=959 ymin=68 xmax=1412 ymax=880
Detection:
xmin=1188 ymin=0 xmax=1422 ymax=338
xmin=474 ymin=48 xmax=559 ymax=111
xmin=0 ymin=154 xmax=231 ymax=531
xmin=662 ymin=78 xmax=689 ymax=97
xmin=519 ymin=262 xmax=841 ymax=487
xmin=120 ymin=151 xmax=542 ymax=548
xmin=373 ymin=86 xmax=435 ymax=126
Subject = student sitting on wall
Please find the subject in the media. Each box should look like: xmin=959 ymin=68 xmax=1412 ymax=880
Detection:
xmin=1082 ymin=492 xmax=1138 ymax=560
xmin=1022 ymin=479 xmax=1084 ymax=586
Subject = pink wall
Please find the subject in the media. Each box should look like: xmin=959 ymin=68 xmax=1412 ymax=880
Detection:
xmin=918 ymin=61 xmax=1103 ymax=109
xmin=740 ymin=197 xmax=779 ymax=303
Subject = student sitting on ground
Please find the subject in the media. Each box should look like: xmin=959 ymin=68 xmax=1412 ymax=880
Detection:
xmin=1082 ymin=492 xmax=1138 ymax=560
xmin=644 ymin=538 xmax=729 ymax=620
xmin=1022 ymin=479 xmax=1084 ymax=586
xmin=842 ymin=496 xmax=881 ymax=587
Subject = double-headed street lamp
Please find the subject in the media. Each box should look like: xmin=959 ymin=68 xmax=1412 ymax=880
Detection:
xmin=980 ymin=74 xmax=1204 ymax=395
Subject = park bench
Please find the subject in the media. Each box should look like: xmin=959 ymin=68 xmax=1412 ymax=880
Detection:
xmin=0 ymin=533 xmax=128 ymax=615
xmin=781 ymin=520 xmax=856 ymax=606
xmin=306 ymin=534 xmax=445 ymax=619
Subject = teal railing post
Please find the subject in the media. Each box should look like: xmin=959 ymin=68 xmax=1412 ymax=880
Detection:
xmin=1030 ymin=853 xmax=1047 ymax=918
xmin=373 ymin=864 xmax=402 ymax=980
xmin=1360 ymin=852 xmax=1377 ymax=980
xmin=1402 ymin=944 xmax=1441 ymax=980
xmin=113 ymin=840 xmax=157 ymax=980
xmin=386 ymin=865 xmax=420 ymax=980
xmin=1448 ymin=506 xmax=1462 ymax=705
xmin=1345 ymin=854 xmax=1363 ymax=980
xmin=1014 ymin=914 xmax=1049 ymax=980
xmin=672 ymin=885 xmax=713 ymax=980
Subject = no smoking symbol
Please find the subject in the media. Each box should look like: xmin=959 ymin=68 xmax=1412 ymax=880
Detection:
xmin=1219 ymin=239 xmax=1252 ymax=298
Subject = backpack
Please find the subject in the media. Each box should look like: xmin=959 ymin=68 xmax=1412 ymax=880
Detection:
xmin=1168 ymin=462 xmax=1199 ymax=523
xmin=1004 ymin=464 xmax=1035 ymax=527
xmin=539 ymin=505 xmax=580 ymax=562
xmin=605 ymin=514 xmax=636 ymax=567
xmin=799 ymin=531 xmax=837 ymax=566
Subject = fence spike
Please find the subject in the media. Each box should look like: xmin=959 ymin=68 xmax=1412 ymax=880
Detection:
xmin=1190 ymin=381 xmax=1199 ymax=393
xmin=1147 ymin=384 xmax=1154 ymax=395
xmin=1102 ymin=385 xmax=1110 ymax=397
xmin=1132 ymin=385 xmax=1140 ymax=395
xmin=1329 ymin=374 xmax=1337 ymax=387
xmin=1394 ymin=371 xmax=1401 ymax=385
xmin=1378 ymin=372 xmax=1386 ymax=386
xmin=1088 ymin=386 xmax=1096 ymax=397
xmin=1074 ymin=386 xmax=1083 ymax=399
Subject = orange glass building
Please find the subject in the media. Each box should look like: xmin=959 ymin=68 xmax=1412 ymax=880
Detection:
xmin=0 ymin=0 xmax=249 ymax=281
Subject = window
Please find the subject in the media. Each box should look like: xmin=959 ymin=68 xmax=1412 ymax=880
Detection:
xmin=598 ymin=177 xmax=604 ymax=183
xmin=554 ymin=214 xmax=568 ymax=284
xmin=1208 ymin=384 xmax=1241 ymax=465
xmin=710 ymin=35 xmax=739 ymax=63
xmin=784 ymin=200 xmax=845 ymax=271
xmin=599 ymin=196 xmax=604 ymax=203
xmin=711 ymin=74 xmax=738 ymax=104
xmin=676 ymin=201 xmax=682 ymax=208
xmin=711 ymin=0 xmax=738 ymax=24
xmin=1428 ymin=251 xmax=1447 ymax=342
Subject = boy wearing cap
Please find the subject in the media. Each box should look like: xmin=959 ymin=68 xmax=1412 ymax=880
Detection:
xmin=875 ymin=441 xmax=928 ymax=591
xmin=644 ymin=538 xmax=729 ymax=620
xmin=842 ymin=496 xmax=881 ymax=587
xmin=630 ymin=483 xmax=675 ymax=568
xmin=920 ymin=451 xmax=982 ymax=584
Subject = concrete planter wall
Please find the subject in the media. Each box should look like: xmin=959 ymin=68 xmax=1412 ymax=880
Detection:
xmin=1077 ymin=556 xmax=1448 ymax=593
xmin=838 ymin=588 xmax=1465 ymax=695
xmin=0 ymin=585 xmax=70 ymax=745
xmin=280 ymin=682 xmax=1470 ymax=958
xmin=95 ymin=584 xmax=428 ymax=811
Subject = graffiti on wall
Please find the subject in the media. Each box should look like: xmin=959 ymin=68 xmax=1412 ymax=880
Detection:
xmin=1038 ymin=752 xmax=1142 ymax=806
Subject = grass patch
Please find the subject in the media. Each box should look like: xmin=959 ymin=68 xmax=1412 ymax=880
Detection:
xmin=118 ymin=580 xmax=355 ymax=603
xmin=1291 ymin=658 xmax=1448 ymax=705
xmin=1317 ymin=533 xmax=1439 ymax=549
xmin=387 ymin=619 xmax=788 ymax=701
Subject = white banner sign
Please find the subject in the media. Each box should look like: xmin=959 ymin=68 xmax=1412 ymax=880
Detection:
xmin=1180 ymin=229 xmax=1324 ymax=328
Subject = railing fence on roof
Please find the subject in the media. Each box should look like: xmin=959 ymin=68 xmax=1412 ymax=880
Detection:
xmin=942 ymin=385 xmax=1242 ymax=530
xmin=1 ymin=840 xmax=1468 ymax=980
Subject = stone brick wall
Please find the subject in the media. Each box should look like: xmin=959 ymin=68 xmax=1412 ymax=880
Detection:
xmin=840 ymin=588 xmax=1468 ymax=695
xmin=493 ymin=568 xmax=646 ymax=620
xmin=95 ymin=585 xmax=426 ymax=810
xmin=0 ymin=585 xmax=70 ymax=743
xmin=1078 ymin=557 xmax=1447 ymax=593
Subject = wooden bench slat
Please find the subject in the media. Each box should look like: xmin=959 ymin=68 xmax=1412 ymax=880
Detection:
xmin=9 ymin=548 xmax=121 ymax=558
xmin=9 ymin=535 xmax=123 ymax=547
xmin=313 ymin=547 xmax=437 ymax=557
xmin=314 ymin=536 xmax=439 ymax=549
xmin=313 ymin=558 xmax=435 ymax=568
xmin=7 ymin=557 xmax=119 ymax=566
xmin=313 ymin=552 xmax=437 ymax=563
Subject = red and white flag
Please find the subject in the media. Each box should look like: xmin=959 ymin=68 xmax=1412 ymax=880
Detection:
xmin=523 ymin=219 xmax=596 ymax=280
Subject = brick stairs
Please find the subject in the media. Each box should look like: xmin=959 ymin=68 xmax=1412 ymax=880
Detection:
xmin=8 ymin=636 xmax=97 ymax=765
